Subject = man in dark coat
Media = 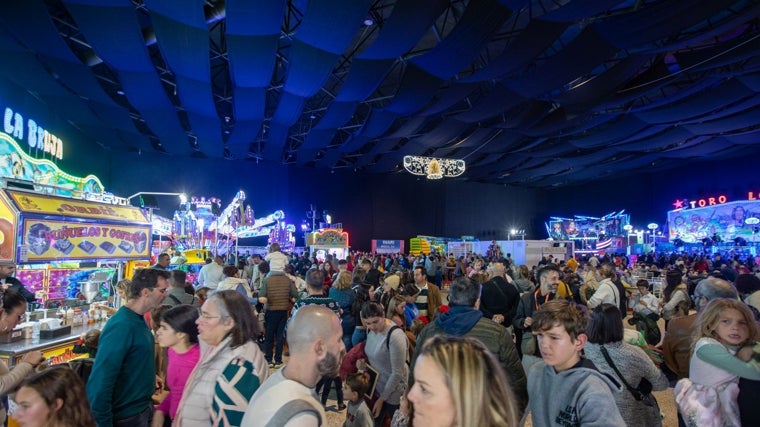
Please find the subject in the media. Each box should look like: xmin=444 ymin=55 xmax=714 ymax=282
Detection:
xmin=0 ymin=261 xmax=36 ymax=302
xmin=412 ymin=276 xmax=528 ymax=416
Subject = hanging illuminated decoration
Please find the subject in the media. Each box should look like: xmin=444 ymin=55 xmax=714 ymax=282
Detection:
xmin=403 ymin=156 xmax=465 ymax=180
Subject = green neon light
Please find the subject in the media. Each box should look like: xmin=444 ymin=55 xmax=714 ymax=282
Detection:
xmin=0 ymin=131 xmax=104 ymax=192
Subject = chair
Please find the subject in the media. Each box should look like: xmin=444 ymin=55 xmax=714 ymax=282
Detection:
xmin=650 ymin=278 xmax=663 ymax=298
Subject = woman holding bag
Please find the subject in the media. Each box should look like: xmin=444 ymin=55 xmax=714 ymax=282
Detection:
xmin=584 ymin=304 xmax=668 ymax=426
xmin=357 ymin=302 xmax=408 ymax=426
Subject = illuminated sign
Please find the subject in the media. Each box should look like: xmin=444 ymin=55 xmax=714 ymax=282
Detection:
xmin=8 ymin=191 xmax=149 ymax=224
xmin=3 ymin=107 xmax=63 ymax=160
xmin=308 ymin=229 xmax=349 ymax=247
xmin=0 ymin=132 xmax=103 ymax=196
xmin=21 ymin=219 xmax=150 ymax=261
xmin=673 ymin=195 xmax=728 ymax=210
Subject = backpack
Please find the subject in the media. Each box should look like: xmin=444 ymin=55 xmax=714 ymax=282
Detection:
xmin=386 ymin=325 xmax=413 ymax=364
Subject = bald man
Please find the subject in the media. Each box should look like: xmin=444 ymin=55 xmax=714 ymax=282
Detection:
xmin=242 ymin=305 xmax=344 ymax=426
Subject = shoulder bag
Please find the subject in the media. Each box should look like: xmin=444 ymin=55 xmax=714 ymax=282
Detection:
xmin=599 ymin=345 xmax=657 ymax=408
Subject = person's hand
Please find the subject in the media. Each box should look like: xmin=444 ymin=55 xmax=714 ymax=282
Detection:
xmin=737 ymin=346 xmax=755 ymax=362
xmin=151 ymin=411 xmax=165 ymax=427
xmin=523 ymin=317 xmax=533 ymax=328
xmin=21 ymin=351 xmax=43 ymax=367
xmin=640 ymin=300 xmax=648 ymax=307
xmin=356 ymin=359 xmax=367 ymax=372
xmin=372 ymin=396 xmax=384 ymax=418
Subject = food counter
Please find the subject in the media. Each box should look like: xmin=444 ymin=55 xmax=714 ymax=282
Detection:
xmin=0 ymin=321 xmax=105 ymax=367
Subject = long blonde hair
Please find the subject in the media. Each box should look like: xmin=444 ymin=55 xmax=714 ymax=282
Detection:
xmin=416 ymin=335 xmax=520 ymax=427
xmin=692 ymin=298 xmax=758 ymax=353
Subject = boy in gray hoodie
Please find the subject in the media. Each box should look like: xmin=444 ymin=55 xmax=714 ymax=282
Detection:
xmin=527 ymin=300 xmax=625 ymax=426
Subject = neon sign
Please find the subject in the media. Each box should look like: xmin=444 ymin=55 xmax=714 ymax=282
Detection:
xmin=3 ymin=106 xmax=63 ymax=160
xmin=673 ymin=195 xmax=728 ymax=210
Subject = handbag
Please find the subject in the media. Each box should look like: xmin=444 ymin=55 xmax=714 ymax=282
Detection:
xmin=600 ymin=345 xmax=657 ymax=407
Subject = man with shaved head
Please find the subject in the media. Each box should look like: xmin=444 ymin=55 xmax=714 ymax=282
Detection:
xmin=242 ymin=305 xmax=344 ymax=426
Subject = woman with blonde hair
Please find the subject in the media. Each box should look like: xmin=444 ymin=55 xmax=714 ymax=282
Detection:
xmin=581 ymin=264 xmax=600 ymax=304
xmin=408 ymin=335 xmax=520 ymax=427
xmin=329 ymin=270 xmax=356 ymax=351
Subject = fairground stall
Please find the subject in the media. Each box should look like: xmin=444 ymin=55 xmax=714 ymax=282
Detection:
xmin=0 ymin=180 xmax=151 ymax=364
xmin=307 ymin=226 xmax=349 ymax=261
xmin=0 ymin=130 xmax=151 ymax=368
xmin=668 ymin=192 xmax=760 ymax=255
xmin=546 ymin=210 xmax=630 ymax=256
xmin=448 ymin=239 xmax=575 ymax=268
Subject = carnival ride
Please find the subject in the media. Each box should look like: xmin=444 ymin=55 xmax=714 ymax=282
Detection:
xmin=155 ymin=190 xmax=295 ymax=254
xmin=545 ymin=210 xmax=630 ymax=252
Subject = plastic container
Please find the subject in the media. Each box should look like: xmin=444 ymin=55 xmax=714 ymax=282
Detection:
xmin=65 ymin=307 xmax=74 ymax=326
xmin=72 ymin=309 xmax=83 ymax=327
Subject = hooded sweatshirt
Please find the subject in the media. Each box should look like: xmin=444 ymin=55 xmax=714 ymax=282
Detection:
xmin=434 ymin=305 xmax=482 ymax=335
xmin=528 ymin=358 xmax=625 ymax=427
xmin=413 ymin=305 xmax=529 ymax=414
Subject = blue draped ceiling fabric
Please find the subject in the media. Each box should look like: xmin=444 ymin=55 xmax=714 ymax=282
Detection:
xmin=0 ymin=0 xmax=759 ymax=187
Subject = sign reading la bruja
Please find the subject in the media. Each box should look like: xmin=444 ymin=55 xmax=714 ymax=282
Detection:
xmin=3 ymin=106 xmax=63 ymax=160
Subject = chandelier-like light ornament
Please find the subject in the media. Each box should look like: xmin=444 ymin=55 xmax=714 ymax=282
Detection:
xmin=403 ymin=156 xmax=465 ymax=180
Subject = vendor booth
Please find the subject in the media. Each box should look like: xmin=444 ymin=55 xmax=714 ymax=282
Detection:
xmin=307 ymin=227 xmax=349 ymax=261
xmin=0 ymin=180 xmax=151 ymax=368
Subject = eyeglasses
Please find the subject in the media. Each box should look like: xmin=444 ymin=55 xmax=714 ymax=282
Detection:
xmin=197 ymin=308 xmax=221 ymax=320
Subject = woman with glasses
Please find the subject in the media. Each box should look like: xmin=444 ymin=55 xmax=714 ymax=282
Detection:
xmin=0 ymin=289 xmax=45 ymax=425
xmin=174 ymin=291 xmax=268 ymax=426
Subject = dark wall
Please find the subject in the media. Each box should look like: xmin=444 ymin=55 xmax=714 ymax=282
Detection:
xmin=0 ymin=77 xmax=111 ymax=180
xmin=107 ymin=151 xmax=546 ymax=250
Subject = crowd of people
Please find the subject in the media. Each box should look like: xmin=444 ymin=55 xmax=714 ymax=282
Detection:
xmin=1 ymin=246 xmax=760 ymax=426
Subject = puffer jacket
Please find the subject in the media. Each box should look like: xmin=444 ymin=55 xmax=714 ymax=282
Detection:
xmin=175 ymin=337 xmax=268 ymax=426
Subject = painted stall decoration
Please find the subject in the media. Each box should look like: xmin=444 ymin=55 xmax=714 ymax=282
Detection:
xmin=0 ymin=189 xmax=151 ymax=264
xmin=21 ymin=220 xmax=149 ymax=262
xmin=668 ymin=200 xmax=760 ymax=243
xmin=0 ymin=195 xmax=15 ymax=263
xmin=0 ymin=131 xmax=103 ymax=196
xmin=307 ymin=228 xmax=350 ymax=261
xmin=546 ymin=211 xmax=630 ymax=252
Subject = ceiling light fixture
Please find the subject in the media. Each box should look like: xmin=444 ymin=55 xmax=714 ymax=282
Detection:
xmin=403 ymin=155 xmax=465 ymax=180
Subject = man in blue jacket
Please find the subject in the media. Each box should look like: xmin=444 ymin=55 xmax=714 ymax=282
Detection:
xmin=412 ymin=276 xmax=528 ymax=416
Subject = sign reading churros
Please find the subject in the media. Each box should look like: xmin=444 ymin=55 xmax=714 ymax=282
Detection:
xmin=21 ymin=219 xmax=150 ymax=261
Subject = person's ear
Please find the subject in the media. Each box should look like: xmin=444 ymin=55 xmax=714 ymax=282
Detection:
xmin=222 ymin=317 xmax=235 ymax=333
xmin=54 ymin=398 xmax=63 ymax=412
xmin=313 ymin=338 xmax=325 ymax=358
xmin=574 ymin=333 xmax=588 ymax=351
